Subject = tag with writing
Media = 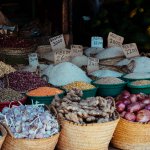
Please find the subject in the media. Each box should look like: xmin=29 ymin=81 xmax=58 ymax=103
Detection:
xmin=54 ymin=49 xmax=71 ymax=64
xmin=49 ymin=34 xmax=66 ymax=51
xmin=71 ymin=45 xmax=83 ymax=57
xmin=107 ymin=32 xmax=124 ymax=47
xmin=87 ymin=57 xmax=99 ymax=73
xmin=91 ymin=36 xmax=103 ymax=48
xmin=122 ymin=43 xmax=140 ymax=58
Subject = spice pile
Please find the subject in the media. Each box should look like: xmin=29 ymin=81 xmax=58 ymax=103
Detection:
xmin=52 ymin=89 xmax=118 ymax=124
xmin=63 ymin=81 xmax=95 ymax=91
xmin=6 ymin=71 xmax=47 ymax=92
xmin=0 ymin=88 xmax=24 ymax=102
xmin=131 ymin=80 xmax=150 ymax=86
xmin=95 ymin=77 xmax=124 ymax=84
xmin=27 ymin=87 xmax=63 ymax=97
xmin=0 ymin=105 xmax=59 ymax=139
xmin=123 ymin=73 xmax=150 ymax=80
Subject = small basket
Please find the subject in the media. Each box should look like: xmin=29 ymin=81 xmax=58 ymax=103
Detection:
xmin=57 ymin=118 xmax=119 ymax=150
xmin=0 ymin=124 xmax=7 ymax=149
xmin=111 ymin=118 xmax=150 ymax=150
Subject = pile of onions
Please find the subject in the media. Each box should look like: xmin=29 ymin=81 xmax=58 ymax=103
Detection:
xmin=116 ymin=90 xmax=150 ymax=123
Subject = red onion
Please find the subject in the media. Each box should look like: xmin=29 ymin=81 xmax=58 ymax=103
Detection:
xmin=116 ymin=101 xmax=126 ymax=112
xmin=123 ymin=99 xmax=131 ymax=106
xmin=124 ymin=112 xmax=136 ymax=122
xmin=136 ymin=93 xmax=145 ymax=101
xmin=145 ymin=104 xmax=150 ymax=111
xmin=127 ymin=102 xmax=141 ymax=113
xmin=136 ymin=109 xmax=150 ymax=123
xmin=122 ymin=90 xmax=130 ymax=97
xmin=139 ymin=102 xmax=146 ymax=109
xmin=129 ymin=94 xmax=137 ymax=103
xmin=120 ymin=111 xmax=126 ymax=118
xmin=142 ymin=98 xmax=150 ymax=105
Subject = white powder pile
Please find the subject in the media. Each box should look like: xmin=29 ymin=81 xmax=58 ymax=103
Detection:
xmin=71 ymin=55 xmax=88 ymax=67
xmin=124 ymin=73 xmax=150 ymax=79
xmin=95 ymin=47 xmax=124 ymax=60
xmin=85 ymin=47 xmax=104 ymax=57
xmin=48 ymin=62 xmax=91 ymax=86
xmin=91 ymin=69 xmax=123 ymax=78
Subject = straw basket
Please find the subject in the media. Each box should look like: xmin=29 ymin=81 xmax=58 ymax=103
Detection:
xmin=2 ymin=132 xmax=59 ymax=150
xmin=111 ymin=118 xmax=150 ymax=150
xmin=57 ymin=118 xmax=119 ymax=150
xmin=0 ymin=124 xmax=7 ymax=149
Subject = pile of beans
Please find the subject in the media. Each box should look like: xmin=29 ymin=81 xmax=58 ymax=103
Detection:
xmin=63 ymin=81 xmax=95 ymax=91
xmin=95 ymin=77 xmax=124 ymax=84
xmin=0 ymin=88 xmax=24 ymax=102
xmin=131 ymin=80 xmax=150 ymax=86
xmin=7 ymin=71 xmax=47 ymax=92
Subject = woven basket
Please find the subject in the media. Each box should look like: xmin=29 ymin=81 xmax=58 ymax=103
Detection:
xmin=0 ymin=124 xmax=7 ymax=149
xmin=111 ymin=118 xmax=150 ymax=150
xmin=57 ymin=118 xmax=119 ymax=150
xmin=2 ymin=132 xmax=59 ymax=150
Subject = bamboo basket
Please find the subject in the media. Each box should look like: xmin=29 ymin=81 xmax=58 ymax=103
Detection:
xmin=111 ymin=118 xmax=150 ymax=150
xmin=0 ymin=124 xmax=7 ymax=149
xmin=57 ymin=118 xmax=119 ymax=150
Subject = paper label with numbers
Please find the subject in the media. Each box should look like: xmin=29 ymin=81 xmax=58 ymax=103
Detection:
xmin=91 ymin=36 xmax=103 ymax=48
xmin=49 ymin=34 xmax=66 ymax=51
xmin=71 ymin=45 xmax=83 ymax=57
xmin=87 ymin=57 xmax=99 ymax=73
xmin=54 ymin=49 xmax=71 ymax=64
xmin=122 ymin=43 xmax=140 ymax=58
xmin=107 ymin=32 xmax=124 ymax=47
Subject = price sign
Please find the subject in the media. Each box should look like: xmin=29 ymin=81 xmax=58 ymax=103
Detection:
xmin=71 ymin=45 xmax=83 ymax=57
xmin=91 ymin=36 xmax=103 ymax=48
xmin=49 ymin=34 xmax=66 ymax=51
xmin=54 ymin=49 xmax=71 ymax=64
xmin=122 ymin=43 xmax=140 ymax=58
xmin=107 ymin=32 xmax=124 ymax=47
xmin=87 ymin=57 xmax=99 ymax=73
xmin=28 ymin=53 xmax=39 ymax=67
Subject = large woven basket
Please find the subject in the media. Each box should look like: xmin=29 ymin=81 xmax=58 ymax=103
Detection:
xmin=111 ymin=118 xmax=150 ymax=150
xmin=2 ymin=132 xmax=59 ymax=150
xmin=57 ymin=118 xmax=119 ymax=150
xmin=0 ymin=124 xmax=7 ymax=149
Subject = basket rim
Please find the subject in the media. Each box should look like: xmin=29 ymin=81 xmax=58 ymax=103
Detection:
xmin=127 ymin=80 xmax=150 ymax=88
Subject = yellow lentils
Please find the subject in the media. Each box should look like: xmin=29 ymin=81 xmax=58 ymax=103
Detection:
xmin=63 ymin=81 xmax=95 ymax=91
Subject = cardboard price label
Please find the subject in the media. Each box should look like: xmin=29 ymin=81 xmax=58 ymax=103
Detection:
xmin=107 ymin=32 xmax=124 ymax=47
xmin=54 ymin=49 xmax=71 ymax=64
xmin=91 ymin=36 xmax=103 ymax=48
xmin=71 ymin=45 xmax=83 ymax=57
xmin=122 ymin=43 xmax=140 ymax=58
xmin=87 ymin=57 xmax=99 ymax=73
xmin=49 ymin=34 xmax=66 ymax=51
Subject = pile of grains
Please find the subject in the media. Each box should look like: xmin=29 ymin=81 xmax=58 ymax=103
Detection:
xmin=48 ymin=62 xmax=91 ymax=86
xmin=95 ymin=77 xmax=124 ymax=84
xmin=0 ymin=88 xmax=24 ymax=102
xmin=63 ymin=81 xmax=95 ymax=91
xmin=131 ymin=80 xmax=150 ymax=86
xmin=124 ymin=73 xmax=150 ymax=79
xmin=71 ymin=55 xmax=88 ymax=67
xmin=0 ymin=61 xmax=16 ymax=77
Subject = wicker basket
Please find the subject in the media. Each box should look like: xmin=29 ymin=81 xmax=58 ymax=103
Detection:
xmin=2 ymin=132 xmax=59 ymax=150
xmin=111 ymin=118 xmax=150 ymax=150
xmin=0 ymin=124 xmax=7 ymax=149
xmin=57 ymin=118 xmax=119 ymax=150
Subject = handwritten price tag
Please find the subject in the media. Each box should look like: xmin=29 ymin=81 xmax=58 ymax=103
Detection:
xmin=122 ymin=43 xmax=140 ymax=58
xmin=49 ymin=34 xmax=66 ymax=51
xmin=107 ymin=32 xmax=124 ymax=47
xmin=71 ymin=45 xmax=83 ymax=57
xmin=54 ymin=49 xmax=71 ymax=64
xmin=91 ymin=36 xmax=103 ymax=48
xmin=87 ymin=57 xmax=99 ymax=73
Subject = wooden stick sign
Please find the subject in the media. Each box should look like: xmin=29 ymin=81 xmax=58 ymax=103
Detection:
xmin=54 ymin=49 xmax=71 ymax=64
xmin=87 ymin=57 xmax=99 ymax=73
xmin=122 ymin=43 xmax=140 ymax=58
xmin=49 ymin=34 xmax=66 ymax=51
xmin=107 ymin=32 xmax=124 ymax=47
xmin=71 ymin=45 xmax=83 ymax=57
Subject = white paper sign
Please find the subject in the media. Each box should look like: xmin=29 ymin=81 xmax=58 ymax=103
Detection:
xmin=91 ymin=36 xmax=103 ymax=48
xmin=49 ymin=34 xmax=66 ymax=51
xmin=107 ymin=32 xmax=124 ymax=47
xmin=54 ymin=49 xmax=71 ymax=64
xmin=87 ymin=57 xmax=99 ymax=73
xmin=122 ymin=43 xmax=140 ymax=58
xmin=28 ymin=53 xmax=39 ymax=67
xmin=71 ymin=45 xmax=83 ymax=57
